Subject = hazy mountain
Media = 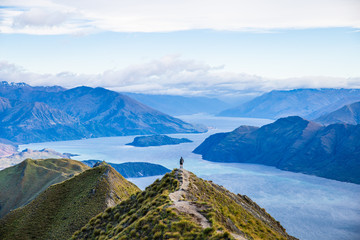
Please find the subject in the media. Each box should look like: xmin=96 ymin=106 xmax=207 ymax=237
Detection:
xmin=72 ymin=169 xmax=296 ymax=240
xmin=0 ymin=82 xmax=205 ymax=143
xmin=0 ymin=158 xmax=89 ymax=218
xmin=43 ymin=86 xmax=205 ymax=136
xmin=194 ymin=116 xmax=360 ymax=184
xmin=124 ymin=93 xmax=230 ymax=115
xmin=82 ymin=160 xmax=170 ymax=178
xmin=126 ymin=134 xmax=192 ymax=147
xmin=315 ymin=101 xmax=360 ymax=125
xmin=0 ymin=148 xmax=75 ymax=170
xmin=0 ymin=139 xmax=17 ymax=157
xmin=0 ymin=163 xmax=139 ymax=240
xmin=218 ymin=89 xmax=360 ymax=119
xmin=0 ymin=97 xmax=87 ymax=143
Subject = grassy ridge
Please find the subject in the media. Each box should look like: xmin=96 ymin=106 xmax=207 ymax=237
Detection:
xmin=0 ymin=164 xmax=140 ymax=240
xmin=186 ymin=172 xmax=296 ymax=240
xmin=0 ymin=158 xmax=89 ymax=218
xmin=72 ymin=171 xmax=229 ymax=240
xmin=72 ymin=170 xmax=296 ymax=240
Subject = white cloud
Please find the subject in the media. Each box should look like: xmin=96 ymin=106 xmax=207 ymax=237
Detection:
xmin=0 ymin=0 xmax=359 ymax=34
xmin=12 ymin=8 xmax=73 ymax=28
xmin=0 ymin=57 xmax=359 ymax=97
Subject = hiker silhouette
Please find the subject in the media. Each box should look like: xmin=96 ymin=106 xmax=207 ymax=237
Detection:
xmin=180 ymin=157 xmax=184 ymax=169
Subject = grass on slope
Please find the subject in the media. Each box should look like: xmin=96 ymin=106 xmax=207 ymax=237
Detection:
xmin=186 ymin=172 xmax=295 ymax=240
xmin=0 ymin=164 xmax=139 ymax=240
xmin=72 ymin=171 xmax=233 ymax=240
xmin=0 ymin=158 xmax=89 ymax=218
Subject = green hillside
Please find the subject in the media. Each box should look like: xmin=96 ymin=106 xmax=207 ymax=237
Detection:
xmin=0 ymin=158 xmax=89 ymax=218
xmin=0 ymin=163 xmax=140 ymax=240
xmin=72 ymin=169 xmax=296 ymax=240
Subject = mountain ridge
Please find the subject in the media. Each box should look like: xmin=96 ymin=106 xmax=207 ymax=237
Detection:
xmin=72 ymin=169 xmax=297 ymax=240
xmin=315 ymin=101 xmax=360 ymax=125
xmin=218 ymin=88 xmax=360 ymax=119
xmin=0 ymin=158 xmax=90 ymax=218
xmin=0 ymin=82 xmax=205 ymax=143
xmin=0 ymin=163 xmax=140 ymax=240
xmin=194 ymin=116 xmax=360 ymax=184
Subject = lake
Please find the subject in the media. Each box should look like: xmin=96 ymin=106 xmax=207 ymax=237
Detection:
xmin=20 ymin=114 xmax=360 ymax=240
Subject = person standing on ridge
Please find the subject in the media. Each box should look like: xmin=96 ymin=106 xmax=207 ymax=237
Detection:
xmin=180 ymin=157 xmax=184 ymax=169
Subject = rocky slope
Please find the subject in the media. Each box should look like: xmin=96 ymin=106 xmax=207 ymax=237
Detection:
xmin=218 ymin=89 xmax=360 ymax=119
xmin=0 ymin=148 xmax=75 ymax=170
xmin=0 ymin=158 xmax=89 ymax=218
xmin=82 ymin=160 xmax=170 ymax=178
xmin=194 ymin=116 xmax=360 ymax=184
xmin=315 ymin=101 xmax=360 ymax=125
xmin=0 ymin=82 xmax=205 ymax=143
xmin=0 ymin=163 xmax=140 ymax=240
xmin=72 ymin=169 xmax=296 ymax=240
xmin=126 ymin=134 xmax=192 ymax=147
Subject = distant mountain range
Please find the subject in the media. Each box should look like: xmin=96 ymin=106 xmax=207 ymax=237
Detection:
xmin=0 ymin=162 xmax=139 ymax=240
xmin=194 ymin=116 xmax=360 ymax=184
xmin=82 ymin=160 xmax=170 ymax=178
xmin=126 ymin=134 xmax=192 ymax=147
xmin=218 ymin=89 xmax=360 ymax=119
xmin=124 ymin=92 xmax=230 ymax=115
xmin=0 ymin=81 xmax=205 ymax=143
xmin=315 ymin=101 xmax=360 ymax=125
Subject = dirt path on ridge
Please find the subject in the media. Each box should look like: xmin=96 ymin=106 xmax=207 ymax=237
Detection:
xmin=169 ymin=169 xmax=211 ymax=229
xmin=169 ymin=169 xmax=247 ymax=240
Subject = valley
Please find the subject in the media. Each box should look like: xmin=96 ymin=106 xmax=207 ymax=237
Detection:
xmin=19 ymin=114 xmax=360 ymax=240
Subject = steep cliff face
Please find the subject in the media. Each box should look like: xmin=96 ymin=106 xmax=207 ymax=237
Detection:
xmin=72 ymin=169 xmax=296 ymax=240
xmin=194 ymin=116 xmax=360 ymax=184
xmin=0 ymin=163 xmax=140 ymax=240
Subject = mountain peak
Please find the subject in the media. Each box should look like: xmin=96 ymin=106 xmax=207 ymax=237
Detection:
xmin=0 ymin=160 xmax=139 ymax=240
xmin=72 ymin=169 xmax=296 ymax=240
xmin=0 ymin=81 xmax=30 ymax=88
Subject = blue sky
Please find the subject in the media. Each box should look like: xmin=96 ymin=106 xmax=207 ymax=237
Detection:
xmin=0 ymin=0 xmax=359 ymax=96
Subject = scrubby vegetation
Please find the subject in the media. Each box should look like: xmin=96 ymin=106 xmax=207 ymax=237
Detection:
xmin=72 ymin=170 xmax=296 ymax=240
xmin=0 ymin=164 xmax=139 ymax=240
xmin=72 ymin=171 xmax=232 ymax=240
xmin=185 ymin=172 xmax=296 ymax=240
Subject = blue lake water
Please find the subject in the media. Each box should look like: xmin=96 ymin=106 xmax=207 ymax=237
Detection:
xmin=20 ymin=114 xmax=360 ymax=240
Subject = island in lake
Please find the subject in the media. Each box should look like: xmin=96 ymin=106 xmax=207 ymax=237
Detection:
xmin=126 ymin=134 xmax=192 ymax=147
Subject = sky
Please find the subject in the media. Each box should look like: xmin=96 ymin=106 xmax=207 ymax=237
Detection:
xmin=0 ymin=0 xmax=360 ymax=97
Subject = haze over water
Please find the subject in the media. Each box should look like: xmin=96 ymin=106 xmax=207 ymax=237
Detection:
xmin=20 ymin=114 xmax=360 ymax=240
